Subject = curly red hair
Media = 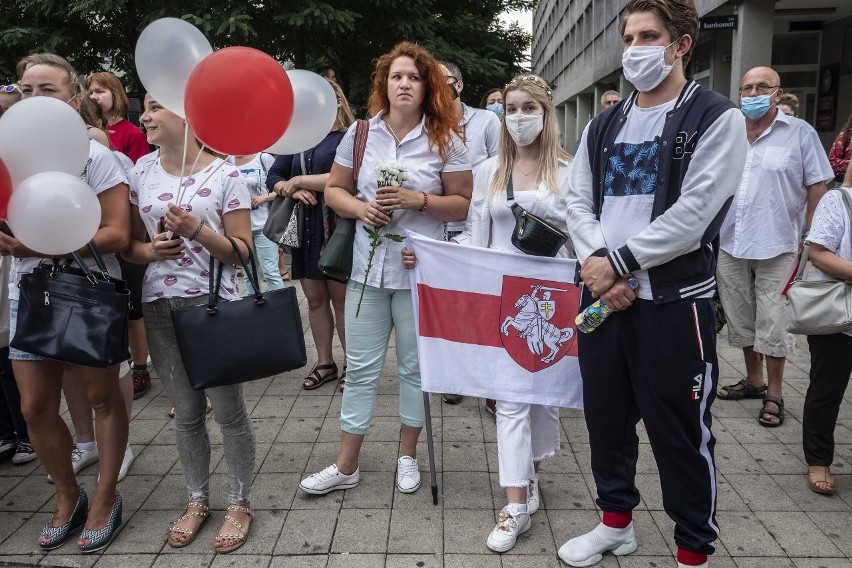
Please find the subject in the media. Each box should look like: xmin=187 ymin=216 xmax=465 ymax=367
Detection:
xmin=368 ymin=42 xmax=461 ymax=160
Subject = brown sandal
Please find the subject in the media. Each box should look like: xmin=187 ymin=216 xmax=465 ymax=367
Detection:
xmin=808 ymin=466 xmax=836 ymax=495
xmin=303 ymin=363 xmax=338 ymax=390
xmin=167 ymin=501 xmax=210 ymax=548
xmin=214 ymin=504 xmax=252 ymax=554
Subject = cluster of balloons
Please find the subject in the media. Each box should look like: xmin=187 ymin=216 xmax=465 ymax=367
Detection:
xmin=0 ymin=97 xmax=101 ymax=255
xmin=135 ymin=18 xmax=339 ymax=156
xmin=0 ymin=17 xmax=340 ymax=256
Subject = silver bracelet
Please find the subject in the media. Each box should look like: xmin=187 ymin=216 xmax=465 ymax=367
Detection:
xmin=189 ymin=220 xmax=206 ymax=240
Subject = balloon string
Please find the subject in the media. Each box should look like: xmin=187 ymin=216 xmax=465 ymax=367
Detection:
xmin=181 ymin=154 xmax=230 ymax=210
xmin=175 ymin=122 xmax=189 ymax=204
xmin=174 ymin=143 xmax=206 ymax=208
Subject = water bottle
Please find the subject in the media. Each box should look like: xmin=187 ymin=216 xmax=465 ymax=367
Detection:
xmin=575 ymin=277 xmax=639 ymax=334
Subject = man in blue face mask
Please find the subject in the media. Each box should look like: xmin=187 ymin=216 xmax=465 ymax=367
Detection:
xmin=715 ymin=67 xmax=833 ymax=428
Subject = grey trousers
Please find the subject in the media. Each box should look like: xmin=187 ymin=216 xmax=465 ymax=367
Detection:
xmin=143 ymin=297 xmax=255 ymax=504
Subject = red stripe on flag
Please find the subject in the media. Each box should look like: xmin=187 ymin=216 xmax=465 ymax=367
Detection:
xmin=417 ymin=284 xmax=503 ymax=348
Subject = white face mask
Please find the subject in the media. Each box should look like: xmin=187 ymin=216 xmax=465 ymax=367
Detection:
xmin=505 ymin=113 xmax=544 ymax=147
xmin=621 ymin=38 xmax=679 ymax=92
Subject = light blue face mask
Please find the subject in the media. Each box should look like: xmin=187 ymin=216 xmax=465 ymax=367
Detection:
xmin=486 ymin=102 xmax=503 ymax=120
xmin=740 ymin=92 xmax=776 ymax=120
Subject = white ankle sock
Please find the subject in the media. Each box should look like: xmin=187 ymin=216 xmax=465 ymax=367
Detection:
xmin=77 ymin=441 xmax=96 ymax=452
xmin=506 ymin=502 xmax=528 ymax=516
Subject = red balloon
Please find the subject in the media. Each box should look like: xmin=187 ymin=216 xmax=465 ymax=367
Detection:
xmin=184 ymin=47 xmax=294 ymax=155
xmin=0 ymin=158 xmax=11 ymax=219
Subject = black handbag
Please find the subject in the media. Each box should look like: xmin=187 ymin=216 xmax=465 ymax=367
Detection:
xmin=318 ymin=119 xmax=370 ymax=281
xmin=506 ymin=177 xmax=569 ymax=257
xmin=170 ymin=236 xmax=307 ymax=390
xmin=11 ymin=242 xmax=131 ymax=368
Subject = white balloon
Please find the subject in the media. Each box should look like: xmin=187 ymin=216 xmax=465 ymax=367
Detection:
xmin=136 ymin=18 xmax=213 ymax=118
xmin=266 ymin=70 xmax=338 ymax=155
xmin=0 ymin=97 xmax=90 ymax=188
xmin=7 ymin=172 xmax=102 ymax=255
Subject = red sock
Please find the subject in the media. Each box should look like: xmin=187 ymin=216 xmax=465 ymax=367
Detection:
xmin=602 ymin=511 xmax=632 ymax=529
xmin=677 ymin=548 xmax=708 ymax=566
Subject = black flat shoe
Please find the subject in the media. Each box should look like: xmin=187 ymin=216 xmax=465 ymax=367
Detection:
xmin=39 ymin=488 xmax=88 ymax=551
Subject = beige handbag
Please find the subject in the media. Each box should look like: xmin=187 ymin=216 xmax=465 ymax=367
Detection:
xmin=786 ymin=188 xmax=852 ymax=335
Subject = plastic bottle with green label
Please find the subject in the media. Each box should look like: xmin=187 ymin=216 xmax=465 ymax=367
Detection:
xmin=575 ymin=277 xmax=639 ymax=333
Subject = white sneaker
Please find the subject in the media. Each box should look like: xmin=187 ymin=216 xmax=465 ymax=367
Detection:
xmin=300 ymin=464 xmax=360 ymax=494
xmin=396 ymin=456 xmax=421 ymax=493
xmin=528 ymin=476 xmax=540 ymax=515
xmin=12 ymin=441 xmax=37 ymax=464
xmin=117 ymin=446 xmax=134 ymax=482
xmin=486 ymin=505 xmax=531 ymax=553
xmin=558 ymin=522 xmax=637 ymax=567
xmin=47 ymin=444 xmax=99 ymax=483
xmin=72 ymin=444 xmax=99 ymax=474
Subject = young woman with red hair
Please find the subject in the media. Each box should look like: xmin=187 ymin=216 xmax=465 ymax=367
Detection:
xmin=299 ymin=41 xmax=472 ymax=496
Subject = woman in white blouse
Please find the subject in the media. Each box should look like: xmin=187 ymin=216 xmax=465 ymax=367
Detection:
xmin=299 ymin=41 xmax=472 ymax=496
xmin=801 ymin=167 xmax=852 ymax=496
xmin=406 ymin=74 xmax=572 ymax=552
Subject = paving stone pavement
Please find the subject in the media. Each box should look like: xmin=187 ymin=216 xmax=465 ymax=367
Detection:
xmin=1 ymin=285 xmax=851 ymax=568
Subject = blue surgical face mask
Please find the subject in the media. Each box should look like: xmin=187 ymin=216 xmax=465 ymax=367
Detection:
xmin=486 ymin=102 xmax=503 ymax=119
xmin=740 ymin=91 xmax=777 ymax=120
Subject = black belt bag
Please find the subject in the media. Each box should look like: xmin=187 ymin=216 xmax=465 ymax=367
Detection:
xmin=506 ymin=177 xmax=569 ymax=257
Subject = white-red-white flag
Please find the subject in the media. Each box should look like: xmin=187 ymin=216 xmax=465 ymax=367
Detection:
xmin=407 ymin=231 xmax=583 ymax=409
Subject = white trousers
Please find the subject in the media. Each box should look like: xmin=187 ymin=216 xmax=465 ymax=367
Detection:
xmin=495 ymin=400 xmax=561 ymax=487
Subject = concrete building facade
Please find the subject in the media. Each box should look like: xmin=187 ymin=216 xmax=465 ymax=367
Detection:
xmin=533 ymin=0 xmax=852 ymax=151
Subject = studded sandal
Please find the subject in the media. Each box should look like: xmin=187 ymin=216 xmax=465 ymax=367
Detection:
xmin=214 ymin=504 xmax=252 ymax=554
xmin=167 ymin=501 xmax=210 ymax=548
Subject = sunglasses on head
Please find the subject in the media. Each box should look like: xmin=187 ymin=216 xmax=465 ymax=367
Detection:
xmin=1 ymin=85 xmax=21 ymax=93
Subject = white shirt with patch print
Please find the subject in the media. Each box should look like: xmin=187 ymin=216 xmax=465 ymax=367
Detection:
xmin=10 ymin=140 xmax=128 ymax=301
xmin=236 ymin=153 xmax=275 ymax=231
xmin=598 ymin=99 xmax=676 ymax=300
xmin=129 ymin=157 xmax=250 ymax=302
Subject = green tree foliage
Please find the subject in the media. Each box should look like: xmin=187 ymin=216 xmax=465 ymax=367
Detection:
xmin=1 ymin=0 xmax=532 ymax=113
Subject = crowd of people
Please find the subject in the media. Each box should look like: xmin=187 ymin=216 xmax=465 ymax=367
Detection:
xmin=0 ymin=0 xmax=850 ymax=564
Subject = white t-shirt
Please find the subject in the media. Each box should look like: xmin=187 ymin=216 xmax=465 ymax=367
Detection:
xmin=235 ymin=153 xmax=276 ymax=231
xmin=489 ymin=191 xmax=536 ymax=253
xmin=719 ymin=111 xmax=834 ymax=259
xmin=334 ymin=112 xmax=471 ymax=289
xmin=599 ymin=99 xmax=676 ymax=300
xmin=805 ymin=187 xmax=852 ymax=337
xmin=10 ymin=140 xmax=127 ymax=301
xmin=129 ymin=157 xmax=251 ymax=302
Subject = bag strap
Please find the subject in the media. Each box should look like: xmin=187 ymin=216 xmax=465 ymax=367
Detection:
xmin=796 ymin=187 xmax=852 ymax=282
xmin=66 ymin=241 xmax=110 ymax=284
xmin=205 ymin=237 xmax=264 ymax=314
xmin=352 ymin=119 xmax=369 ymax=188
xmin=299 ymin=152 xmax=308 ymax=177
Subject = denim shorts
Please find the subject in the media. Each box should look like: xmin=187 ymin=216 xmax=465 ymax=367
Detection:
xmin=8 ymin=299 xmax=46 ymax=362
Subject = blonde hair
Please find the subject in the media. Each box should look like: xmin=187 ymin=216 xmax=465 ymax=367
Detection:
xmin=488 ymin=75 xmax=571 ymax=199
xmin=328 ymin=80 xmax=355 ymax=132
xmin=16 ymin=53 xmax=82 ymax=96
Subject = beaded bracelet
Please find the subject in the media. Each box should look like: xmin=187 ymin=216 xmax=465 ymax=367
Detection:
xmin=189 ymin=219 xmax=206 ymax=240
xmin=418 ymin=191 xmax=428 ymax=213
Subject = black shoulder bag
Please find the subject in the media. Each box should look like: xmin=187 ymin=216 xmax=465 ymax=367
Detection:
xmin=12 ymin=242 xmax=131 ymax=368
xmin=170 ymin=236 xmax=307 ymax=390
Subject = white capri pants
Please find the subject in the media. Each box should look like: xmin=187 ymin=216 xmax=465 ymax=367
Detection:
xmin=496 ymin=400 xmax=561 ymax=487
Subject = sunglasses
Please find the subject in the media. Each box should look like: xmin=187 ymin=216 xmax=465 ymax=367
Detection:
xmin=1 ymin=85 xmax=21 ymax=93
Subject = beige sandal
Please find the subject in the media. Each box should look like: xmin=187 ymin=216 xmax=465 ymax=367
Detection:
xmin=214 ymin=504 xmax=252 ymax=554
xmin=808 ymin=465 xmax=836 ymax=495
xmin=167 ymin=501 xmax=210 ymax=548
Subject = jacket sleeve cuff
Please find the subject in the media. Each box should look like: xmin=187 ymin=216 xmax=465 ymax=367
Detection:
xmin=607 ymin=245 xmax=640 ymax=278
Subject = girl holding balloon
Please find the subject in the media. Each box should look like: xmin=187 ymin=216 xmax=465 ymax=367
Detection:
xmin=124 ymin=94 xmax=256 ymax=554
xmin=0 ymin=52 xmax=130 ymax=553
